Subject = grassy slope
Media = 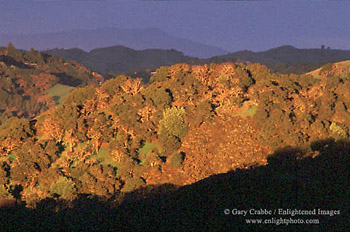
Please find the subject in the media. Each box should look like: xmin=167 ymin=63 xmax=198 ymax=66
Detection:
xmin=95 ymin=144 xmax=118 ymax=167
xmin=306 ymin=60 xmax=350 ymax=78
xmin=47 ymin=83 xmax=75 ymax=105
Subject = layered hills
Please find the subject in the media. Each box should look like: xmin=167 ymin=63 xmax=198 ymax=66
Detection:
xmin=210 ymin=45 xmax=350 ymax=74
xmin=0 ymin=28 xmax=227 ymax=58
xmin=45 ymin=46 xmax=195 ymax=77
xmin=45 ymin=45 xmax=350 ymax=78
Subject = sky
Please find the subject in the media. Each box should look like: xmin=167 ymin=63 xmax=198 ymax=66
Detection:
xmin=0 ymin=0 xmax=350 ymax=52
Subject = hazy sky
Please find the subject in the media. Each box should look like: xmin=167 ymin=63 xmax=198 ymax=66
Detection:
xmin=1 ymin=0 xmax=349 ymax=52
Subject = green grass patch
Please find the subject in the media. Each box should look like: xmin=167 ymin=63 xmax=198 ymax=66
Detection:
xmin=235 ymin=105 xmax=257 ymax=118
xmin=313 ymin=71 xmax=321 ymax=79
xmin=6 ymin=153 xmax=17 ymax=162
xmin=139 ymin=143 xmax=156 ymax=156
xmin=319 ymin=63 xmax=332 ymax=75
xmin=139 ymin=142 xmax=163 ymax=164
xmin=305 ymin=68 xmax=322 ymax=79
xmin=47 ymin=83 xmax=75 ymax=105
xmin=139 ymin=142 xmax=163 ymax=156
xmin=94 ymin=144 xmax=118 ymax=167
xmin=242 ymin=105 xmax=257 ymax=117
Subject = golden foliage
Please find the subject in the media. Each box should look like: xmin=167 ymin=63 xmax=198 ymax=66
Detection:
xmin=96 ymin=88 xmax=109 ymax=110
xmin=111 ymin=148 xmax=125 ymax=163
xmin=120 ymin=78 xmax=143 ymax=95
xmin=37 ymin=115 xmax=64 ymax=142
xmin=138 ymin=106 xmax=156 ymax=122
xmin=0 ymin=138 xmax=20 ymax=155
xmin=191 ymin=64 xmax=210 ymax=85
xmin=63 ymin=129 xmax=79 ymax=152
xmin=81 ymin=98 xmax=97 ymax=118
xmin=168 ymin=63 xmax=191 ymax=78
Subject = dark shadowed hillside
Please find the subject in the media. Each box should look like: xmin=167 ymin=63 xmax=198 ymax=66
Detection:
xmin=45 ymin=46 xmax=196 ymax=77
xmin=0 ymin=139 xmax=348 ymax=231
xmin=46 ymin=45 xmax=350 ymax=78
xmin=0 ymin=28 xmax=228 ymax=58
xmin=209 ymin=45 xmax=350 ymax=74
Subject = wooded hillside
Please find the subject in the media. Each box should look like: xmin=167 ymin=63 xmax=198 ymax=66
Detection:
xmin=1 ymin=60 xmax=349 ymax=208
xmin=0 ymin=44 xmax=103 ymax=124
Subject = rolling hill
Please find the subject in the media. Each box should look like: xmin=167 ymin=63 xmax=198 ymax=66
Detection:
xmin=46 ymin=45 xmax=350 ymax=79
xmin=0 ymin=44 xmax=103 ymax=124
xmin=0 ymin=28 xmax=228 ymax=58
xmin=45 ymin=46 xmax=196 ymax=77
xmin=210 ymin=45 xmax=350 ymax=74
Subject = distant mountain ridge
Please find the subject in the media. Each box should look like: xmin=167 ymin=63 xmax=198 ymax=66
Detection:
xmin=210 ymin=45 xmax=350 ymax=73
xmin=0 ymin=28 xmax=228 ymax=58
xmin=45 ymin=45 xmax=350 ymax=77
xmin=45 ymin=46 xmax=196 ymax=76
xmin=216 ymin=45 xmax=350 ymax=64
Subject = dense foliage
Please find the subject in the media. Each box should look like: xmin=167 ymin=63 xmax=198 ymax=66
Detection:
xmin=0 ymin=58 xmax=349 ymax=210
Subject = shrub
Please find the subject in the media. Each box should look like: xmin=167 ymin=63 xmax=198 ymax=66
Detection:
xmin=167 ymin=152 xmax=185 ymax=169
xmin=0 ymin=117 xmax=34 ymax=141
xmin=159 ymin=133 xmax=182 ymax=155
xmin=240 ymin=75 xmax=255 ymax=92
xmin=0 ymin=185 xmax=12 ymax=198
xmin=49 ymin=177 xmax=77 ymax=197
xmin=150 ymin=66 xmax=169 ymax=83
xmin=158 ymin=107 xmax=188 ymax=155
xmin=121 ymin=177 xmax=145 ymax=192
xmin=142 ymin=150 xmax=163 ymax=169
xmin=330 ymin=122 xmax=348 ymax=138
xmin=142 ymin=85 xmax=172 ymax=108
xmin=159 ymin=107 xmax=188 ymax=138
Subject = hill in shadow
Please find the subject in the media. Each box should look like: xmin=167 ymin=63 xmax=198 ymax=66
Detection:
xmin=209 ymin=45 xmax=350 ymax=74
xmin=46 ymin=45 xmax=350 ymax=79
xmin=45 ymin=46 xmax=197 ymax=77
xmin=0 ymin=55 xmax=33 ymax=70
xmin=1 ymin=28 xmax=227 ymax=58
xmin=1 ymin=138 xmax=348 ymax=231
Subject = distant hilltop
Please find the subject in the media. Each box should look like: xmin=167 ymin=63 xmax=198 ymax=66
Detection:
xmin=0 ymin=28 xmax=228 ymax=58
xmin=44 ymin=44 xmax=350 ymax=77
xmin=214 ymin=45 xmax=350 ymax=66
xmin=44 ymin=46 xmax=197 ymax=77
